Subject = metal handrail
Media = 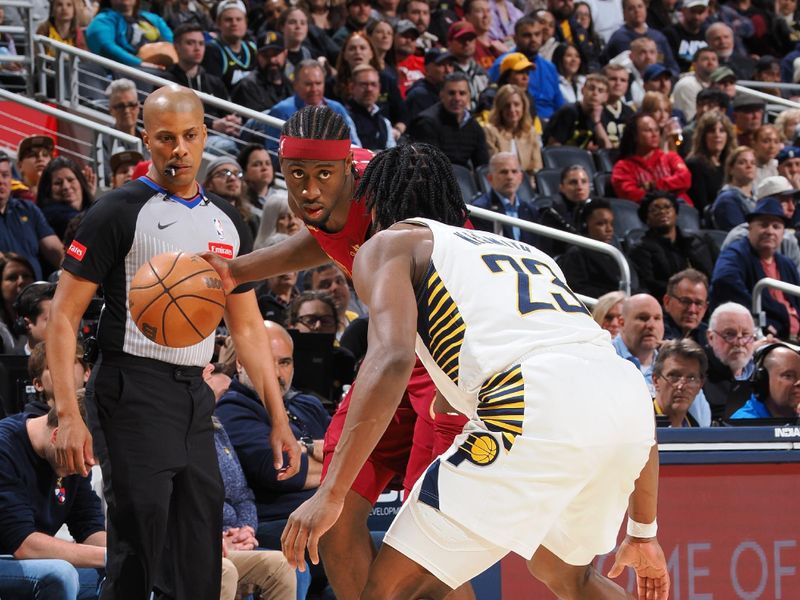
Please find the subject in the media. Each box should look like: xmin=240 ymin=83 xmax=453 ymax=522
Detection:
xmin=0 ymin=88 xmax=143 ymax=151
xmin=466 ymin=205 xmax=632 ymax=295
xmin=735 ymin=85 xmax=800 ymax=110
xmin=34 ymin=36 xmax=285 ymax=130
xmin=738 ymin=81 xmax=800 ymax=92
xmin=752 ymin=278 xmax=800 ymax=328
xmin=29 ymin=34 xmax=625 ymax=302
xmin=3 ymin=0 xmax=35 ymax=96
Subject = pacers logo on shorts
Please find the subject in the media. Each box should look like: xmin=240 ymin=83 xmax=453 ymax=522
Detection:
xmin=447 ymin=433 xmax=499 ymax=467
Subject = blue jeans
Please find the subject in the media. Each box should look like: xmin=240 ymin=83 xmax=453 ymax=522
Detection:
xmin=0 ymin=557 xmax=104 ymax=599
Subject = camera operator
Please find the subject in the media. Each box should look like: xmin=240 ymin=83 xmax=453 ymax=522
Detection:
xmin=731 ymin=343 xmax=800 ymax=420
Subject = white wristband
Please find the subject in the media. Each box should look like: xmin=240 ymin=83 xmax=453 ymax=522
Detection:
xmin=627 ymin=517 xmax=657 ymax=538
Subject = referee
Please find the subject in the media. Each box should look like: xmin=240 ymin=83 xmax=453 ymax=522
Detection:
xmin=46 ymin=85 xmax=299 ymax=599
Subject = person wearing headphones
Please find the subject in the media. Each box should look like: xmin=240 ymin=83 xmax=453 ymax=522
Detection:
xmin=730 ymin=343 xmax=800 ymax=420
xmin=12 ymin=281 xmax=56 ymax=356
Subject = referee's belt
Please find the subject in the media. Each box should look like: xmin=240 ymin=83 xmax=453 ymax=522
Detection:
xmin=98 ymin=351 xmax=205 ymax=379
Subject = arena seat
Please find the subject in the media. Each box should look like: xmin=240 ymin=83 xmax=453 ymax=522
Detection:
xmin=594 ymin=148 xmax=618 ymax=173
xmin=542 ymin=146 xmax=596 ymax=177
xmin=677 ymin=202 xmax=701 ymax=232
xmin=606 ymin=198 xmax=645 ymax=242
xmin=476 ymin=164 xmax=491 ymax=194
xmin=535 ymin=168 xmax=563 ymax=197
xmin=700 ymin=229 xmax=728 ymax=255
xmin=623 ymin=227 xmax=647 ymax=252
xmin=451 ymin=163 xmax=480 ymax=204
xmin=593 ymin=172 xmax=612 ymax=197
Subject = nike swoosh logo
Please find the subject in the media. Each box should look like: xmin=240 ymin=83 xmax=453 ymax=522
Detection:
xmin=157 ymin=221 xmax=178 ymax=229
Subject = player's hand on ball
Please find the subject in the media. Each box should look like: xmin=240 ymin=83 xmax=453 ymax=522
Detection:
xmin=281 ymin=490 xmax=344 ymax=571
xmin=608 ymin=537 xmax=670 ymax=600
xmin=198 ymin=251 xmax=238 ymax=295
xmin=54 ymin=414 xmax=95 ymax=477
xmin=271 ymin=422 xmax=301 ymax=480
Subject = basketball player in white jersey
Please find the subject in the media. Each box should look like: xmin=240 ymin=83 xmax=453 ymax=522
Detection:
xmin=281 ymin=144 xmax=670 ymax=599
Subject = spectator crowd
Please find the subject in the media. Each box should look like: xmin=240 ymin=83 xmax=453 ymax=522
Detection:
xmin=3 ymin=0 xmax=800 ymax=595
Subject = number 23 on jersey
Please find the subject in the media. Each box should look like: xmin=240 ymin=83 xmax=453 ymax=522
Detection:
xmin=481 ymin=253 xmax=589 ymax=316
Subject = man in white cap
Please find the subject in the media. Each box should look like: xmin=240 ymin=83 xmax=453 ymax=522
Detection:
xmin=664 ymin=0 xmax=711 ymax=73
xmin=721 ymin=175 xmax=800 ymax=271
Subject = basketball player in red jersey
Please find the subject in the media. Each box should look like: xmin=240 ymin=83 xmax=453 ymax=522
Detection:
xmin=205 ymin=105 xmax=473 ymax=600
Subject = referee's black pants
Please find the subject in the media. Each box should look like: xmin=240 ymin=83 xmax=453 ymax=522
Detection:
xmin=85 ymin=352 xmax=223 ymax=600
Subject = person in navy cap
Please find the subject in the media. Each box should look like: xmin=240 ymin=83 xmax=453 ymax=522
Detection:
xmin=778 ymin=145 xmax=800 ymax=190
xmin=642 ymin=64 xmax=673 ymax=97
xmin=710 ymin=195 xmax=800 ymax=340
xmin=404 ymin=48 xmax=455 ymax=115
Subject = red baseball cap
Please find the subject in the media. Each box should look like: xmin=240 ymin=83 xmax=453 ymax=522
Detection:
xmin=448 ymin=21 xmax=477 ymax=42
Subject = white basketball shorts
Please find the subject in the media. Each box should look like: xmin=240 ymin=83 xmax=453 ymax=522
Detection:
xmin=383 ymin=342 xmax=655 ymax=589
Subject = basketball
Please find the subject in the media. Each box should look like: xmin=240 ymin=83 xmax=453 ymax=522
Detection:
xmin=129 ymin=252 xmax=226 ymax=348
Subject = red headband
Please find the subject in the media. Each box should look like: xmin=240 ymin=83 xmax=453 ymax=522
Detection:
xmin=279 ymin=136 xmax=351 ymax=161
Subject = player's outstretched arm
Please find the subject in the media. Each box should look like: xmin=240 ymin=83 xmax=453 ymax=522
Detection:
xmin=608 ymin=443 xmax=670 ymax=599
xmin=281 ymin=229 xmax=420 ymax=571
xmin=46 ymin=272 xmax=99 ymax=477
xmin=201 ymin=227 xmax=329 ymax=293
xmin=225 ymin=289 xmax=300 ymax=480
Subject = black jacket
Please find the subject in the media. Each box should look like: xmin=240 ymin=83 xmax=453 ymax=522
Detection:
xmin=629 ymin=227 xmax=717 ymax=299
xmin=557 ymin=245 xmax=639 ymax=299
xmin=346 ymin=101 xmax=392 ymax=151
xmin=686 ymin=156 xmax=724 ymax=216
xmin=162 ymin=64 xmax=228 ymax=126
xmin=231 ymin=69 xmax=293 ymax=114
xmin=662 ymin=311 xmax=708 ymax=346
xmin=702 ymin=346 xmax=753 ymax=421
xmin=408 ymin=103 xmax=489 ymax=168
xmin=405 ymin=78 xmax=440 ymax=117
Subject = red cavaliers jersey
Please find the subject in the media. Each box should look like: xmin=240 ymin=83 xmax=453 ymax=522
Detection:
xmin=305 ymin=147 xmax=474 ymax=276
xmin=306 ymin=147 xmax=374 ymax=278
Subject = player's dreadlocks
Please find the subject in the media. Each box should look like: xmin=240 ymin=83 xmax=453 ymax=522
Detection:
xmin=355 ymin=144 xmax=467 ymax=230
xmin=281 ymin=104 xmax=350 ymax=141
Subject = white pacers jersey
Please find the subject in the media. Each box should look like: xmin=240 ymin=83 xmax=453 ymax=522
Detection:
xmin=411 ymin=219 xmax=611 ymax=450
